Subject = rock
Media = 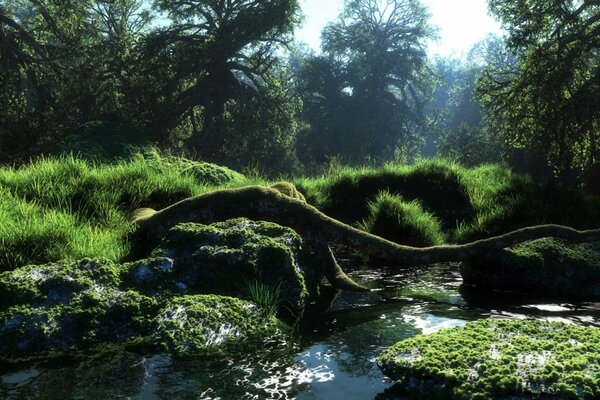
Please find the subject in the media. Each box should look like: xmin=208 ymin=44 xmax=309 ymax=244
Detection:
xmin=150 ymin=218 xmax=309 ymax=310
xmin=377 ymin=319 xmax=600 ymax=400
xmin=461 ymin=238 xmax=600 ymax=298
xmin=0 ymin=256 xmax=289 ymax=362
xmin=153 ymin=295 xmax=285 ymax=356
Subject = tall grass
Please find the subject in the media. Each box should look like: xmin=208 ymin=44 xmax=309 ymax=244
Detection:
xmin=1 ymin=153 xmax=598 ymax=272
xmin=0 ymin=152 xmax=254 ymax=271
xmin=360 ymin=191 xmax=446 ymax=247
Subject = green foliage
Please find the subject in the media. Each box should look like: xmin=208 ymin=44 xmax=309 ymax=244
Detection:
xmin=378 ymin=319 xmax=600 ymax=399
xmin=55 ymin=121 xmax=151 ymax=161
xmin=294 ymin=0 xmax=435 ymax=165
xmin=0 ymin=153 xmax=250 ymax=271
xmin=361 ymin=191 xmax=446 ymax=247
xmin=480 ymin=0 xmax=600 ymax=184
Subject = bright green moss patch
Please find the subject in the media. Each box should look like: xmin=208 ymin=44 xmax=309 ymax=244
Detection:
xmin=151 ymin=218 xmax=308 ymax=309
xmin=461 ymin=238 xmax=600 ymax=297
xmin=153 ymin=295 xmax=285 ymax=356
xmin=378 ymin=319 xmax=600 ymax=400
xmin=361 ymin=191 xmax=446 ymax=247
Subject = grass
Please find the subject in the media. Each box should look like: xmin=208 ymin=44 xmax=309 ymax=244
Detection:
xmin=246 ymin=280 xmax=283 ymax=316
xmin=0 ymin=151 xmax=263 ymax=271
xmin=295 ymin=158 xmax=600 ymax=244
xmin=0 ymin=153 xmax=598 ymax=271
xmin=359 ymin=191 xmax=446 ymax=247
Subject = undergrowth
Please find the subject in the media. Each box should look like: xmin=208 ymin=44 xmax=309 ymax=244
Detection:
xmin=1 ymin=153 xmax=598 ymax=271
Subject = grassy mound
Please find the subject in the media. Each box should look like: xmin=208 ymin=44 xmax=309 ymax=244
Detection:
xmin=297 ymin=159 xmax=475 ymax=228
xmin=0 ymin=153 xmax=250 ymax=271
xmin=378 ymin=319 xmax=600 ymax=400
xmin=296 ymin=160 xmax=600 ymax=244
xmin=360 ymin=191 xmax=446 ymax=247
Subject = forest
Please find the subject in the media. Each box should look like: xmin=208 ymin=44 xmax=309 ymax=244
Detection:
xmin=0 ymin=0 xmax=599 ymax=399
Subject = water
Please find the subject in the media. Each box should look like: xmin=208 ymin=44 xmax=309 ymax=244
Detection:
xmin=2 ymin=263 xmax=599 ymax=400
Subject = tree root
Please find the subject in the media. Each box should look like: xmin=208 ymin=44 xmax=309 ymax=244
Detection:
xmin=131 ymin=186 xmax=600 ymax=290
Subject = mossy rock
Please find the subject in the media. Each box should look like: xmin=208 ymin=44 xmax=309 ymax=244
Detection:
xmin=153 ymin=295 xmax=286 ymax=356
xmin=461 ymin=238 xmax=600 ymax=298
xmin=0 ymin=259 xmax=122 ymax=308
xmin=0 ymin=256 xmax=290 ymax=362
xmin=0 ymin=289 xmax=159 ymax=360
xmin=378 ymin=319 xmax=600 ymax=400
xmin=144 ymin=153 xmax=244 ymax=186
xmin=271 ymin=181 xmax=307 ymax=202
xmin=150 ymin=218 xmax=308 ymax=310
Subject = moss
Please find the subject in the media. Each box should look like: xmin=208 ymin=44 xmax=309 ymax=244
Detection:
xmin=270 ymin=181 xmax=307 ymax=202
xmin=0 ymin=259 xmax=122 ymax=308
xmin=462 ymin=238 xmax=600 ymax=297
xmin=153 ymin=295 xmax=286 ymax=356
xmin=361 ymin=191 xmax=446 ymax=247
xmin=151 ymin=218 xmax=308 ymax=309
xmin=143 ymin=152 xmax=245 ymax=186
xmin=378 ymin=319 xmax=600 ymax=400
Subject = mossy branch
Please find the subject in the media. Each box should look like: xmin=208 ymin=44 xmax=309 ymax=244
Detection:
xmin=132 ymin=186 xmax=600 ymax=286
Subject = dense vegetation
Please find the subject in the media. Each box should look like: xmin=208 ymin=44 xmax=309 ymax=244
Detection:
xmin=0 ymin=153 xmax=598 ymax=273
xmin=1 ymin=0 xmax=598 ymax=186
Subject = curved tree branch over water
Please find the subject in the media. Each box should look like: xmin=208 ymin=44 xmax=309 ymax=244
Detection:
xmin=132 ymin=186 xmax=600 ymax=289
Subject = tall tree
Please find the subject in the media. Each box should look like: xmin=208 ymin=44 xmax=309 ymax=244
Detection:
xmin=479 ymin=0 xmax=600 ymax=184
xmin=144 ymin=0 xmax=300 ymax=159
xmin=296 ymin=0 xmax=435 ymax=165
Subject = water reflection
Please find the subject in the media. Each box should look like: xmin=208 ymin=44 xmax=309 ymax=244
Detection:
xmin=1 ymin=263 xmax=599 ymax=399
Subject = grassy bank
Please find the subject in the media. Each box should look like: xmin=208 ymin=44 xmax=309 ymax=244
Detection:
xmin=0 ymin=154 xmax=598 ymax=271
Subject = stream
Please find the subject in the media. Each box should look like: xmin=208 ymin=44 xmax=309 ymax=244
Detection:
xmin=2 ymin=263 xmax=599 ymax=400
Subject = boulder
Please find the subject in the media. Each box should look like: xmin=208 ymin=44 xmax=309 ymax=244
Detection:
xmin=378 ymin=319 xmax=600 ymax=400
xmin=0 ymin=256 xmax=287 ymax=362
xmin=150 ymin=218 xmax=309 ymax=310
xmin=461 ymin=238 xmax=600 ymax=298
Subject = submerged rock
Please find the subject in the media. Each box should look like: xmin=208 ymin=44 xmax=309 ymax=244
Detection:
xmin=378 ymin=319 xmax=600 ymax=400
xmin=150 ymin=218 xmax=309 ymax=310
xmin=461 ymin=238 xmax=600 ymax=298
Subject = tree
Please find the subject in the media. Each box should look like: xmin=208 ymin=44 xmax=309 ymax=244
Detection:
xmin=143 ymin=0 xmax=300 ymax=160
xmin=0 ymin=0 xmax=153 ymax=161
xmin=479 ymin=0 xmax=600 ymax=185
xmin=296 ymin=0 xmax=435 ymax=165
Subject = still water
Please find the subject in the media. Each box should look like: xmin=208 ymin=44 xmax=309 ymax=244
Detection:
xmin=2 ymin=263 xmax=599 ymax=399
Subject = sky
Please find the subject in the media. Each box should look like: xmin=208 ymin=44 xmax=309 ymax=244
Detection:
xmin=295 ymin=0 xmax=504 ymax=58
